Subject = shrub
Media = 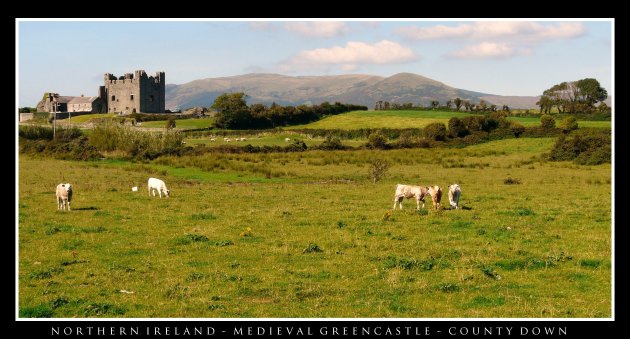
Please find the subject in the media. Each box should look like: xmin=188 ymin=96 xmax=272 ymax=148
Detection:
xmin=366 ymin=131 xmax=389 ymax=149
xmin=448 ymin=117 xmax=469 ymax=138
xmin=559 ymin=116 xmax=578 ymax=133
xmin=423 ymin=122 xmax=448 ymax=141
xmin=165 ymin=117 xmax=176 ymax=130
xmin=509 ymin=122 xmax=526 ymax=137
xmin=367 ymin=159 xmax=390 ymax=184
xmin=540 ymin=115 xmax=556 ymax=129
xmin=315 ymin=135 xmax=345 ymax=150
xmin=503 ymin=177 xmax=521 ymax=185
xmin=548 ymin=130 xmax=611 ymax=165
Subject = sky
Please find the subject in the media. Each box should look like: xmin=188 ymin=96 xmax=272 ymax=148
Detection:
xmin=17 ymin=19 xmax=613 ymax=107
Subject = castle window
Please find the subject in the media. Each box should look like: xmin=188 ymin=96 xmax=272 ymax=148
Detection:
xmin=149 ymin=95 xmax=155 ymax=102
xmin=130 ymin=94 xmax=134 ymax=101
xmin=111 ymin=95 xmax=116 ymax=101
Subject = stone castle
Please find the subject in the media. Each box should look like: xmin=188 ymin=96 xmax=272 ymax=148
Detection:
xmin=38 ymin=70 xmax=165 ymax=114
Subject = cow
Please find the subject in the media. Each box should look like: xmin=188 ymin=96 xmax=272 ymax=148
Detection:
xmin=448 ymin=184 xmax=461 ymax=209
xmin=148 ymin=178 xmax=170 ymax=198
xmin=56 ymin=183 xmax=73 ymax=211
xmin=285 ymin=138 xmax=291 ymax=142
xmin=426 ymin=185 xmax=442 ymax=210
xmin=393 ymin=184 xmax=429 ymax=210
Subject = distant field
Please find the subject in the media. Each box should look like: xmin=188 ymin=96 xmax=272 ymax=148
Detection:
xmin=62 ymin=113 xmax=117 ymax=124
xmin=506 ymin=117 xmax=611 ymax=128
xmin=287 ymin=110 xmax=475 ymax=130
xmin=140 ymin=117 xmax=214 ymax=129
xmin=184 ymin=134 xmax=366 ymax=148
xmin=286 ymin=110 xmax=611 ymax=130
xmin=18 ymin=137 xmax=611 ymax=318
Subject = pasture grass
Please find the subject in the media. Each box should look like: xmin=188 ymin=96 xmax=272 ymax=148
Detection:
xmin=283 ymin=110 xmax=611 ymax=130
xmin=18 ymin=137 xmax=611 ymax=318
xmin=140 ymin=117 xmax=215 ymax=130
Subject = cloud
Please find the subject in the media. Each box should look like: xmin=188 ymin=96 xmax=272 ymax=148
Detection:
xmin=396 ymin=21 xmax=586 ymax=41
xmin=449 ymin=42 xmax=515 ymax=59
xmin=280 ymin=40 xmax=417 ymax=72
xmin=284 ymin=22 xmax=349 ymax=38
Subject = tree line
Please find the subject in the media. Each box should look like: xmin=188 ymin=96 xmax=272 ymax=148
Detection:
xmin=211 ymin=93 xmax=367 ymax=129
xmin=374 ymin=99 xmax=510 ymax=113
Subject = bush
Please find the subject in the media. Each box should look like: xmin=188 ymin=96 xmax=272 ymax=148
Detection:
xmin=315 ymin=135 xmax=345 ymax=150
xmin=448 ymin=117 xmax=469 ymax=138
xmin=366 ymin=131 xmax=389 ymax=149
xmin=540 ymin=115 xmax=556 ymax=129
xmin=559 ymin=116 xmax=578 ymax=133
xmin=423 ymin=122 xmax=448 ymax=141
xmin=509 ymin=122 xmax=526 ymax=137
xmin=548 ymin=129 xmax=611 ymax=165
xmin=19 ymin=125 xmax=53 ymax=140
xmin=285 ymin=139 xmax=307 ymax=152
xmin=89 ymin=122 xmax=183 ymax=159
xmin=367 ymin=159 xmax=390 ymax=184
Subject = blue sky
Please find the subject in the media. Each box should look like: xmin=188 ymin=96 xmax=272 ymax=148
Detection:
xmin=18 ymin=19 xmax=612 ymax=107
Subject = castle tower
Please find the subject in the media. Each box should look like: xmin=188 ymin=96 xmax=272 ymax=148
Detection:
xmin=103 ymin=70 xmax=165 ymax=114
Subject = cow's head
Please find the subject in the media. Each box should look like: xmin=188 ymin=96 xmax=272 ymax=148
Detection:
xmin=165 ymin=189 xmax=171 ymax=198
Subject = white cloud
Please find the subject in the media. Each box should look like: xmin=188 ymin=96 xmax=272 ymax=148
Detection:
xmin=284 ymin=22 xmax=349 ymax=38
xmin=449 ymin=42 xmax=515 ymax=59
xmin=280 ymin=40 xmax=417 ymax=72
xmin=396 ymin=21 xmax=586 ymax=41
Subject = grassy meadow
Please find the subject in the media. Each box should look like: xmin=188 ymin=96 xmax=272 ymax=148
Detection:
xmin=18 ymin=137 xmax=611 ymax=318
xmin=284 ymin=110 xmax=611 ymax=130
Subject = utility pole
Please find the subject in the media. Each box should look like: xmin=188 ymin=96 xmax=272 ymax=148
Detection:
xmin=53 ymin=102 xmax=57 ymax=139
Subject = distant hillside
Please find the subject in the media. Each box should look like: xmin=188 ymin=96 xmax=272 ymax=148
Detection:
xmin=165 ymin=72 xmax=543 ymax=110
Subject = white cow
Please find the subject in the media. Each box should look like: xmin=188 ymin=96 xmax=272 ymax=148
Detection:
xmin=148 ymin=178 xmax=170 ymax=198
xmin=448 ymin=184 xmax=461 ymax=209
xmin=285 ymin=138 xmax=291 ymax=142
xmin=393 ymin=184 xmax=429 ymax=210
xmin=56 ymin=183 xmax=73 ymax=211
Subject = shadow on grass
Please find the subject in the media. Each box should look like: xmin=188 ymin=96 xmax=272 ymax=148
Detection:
xmin=73 ymin=206 xmax=99 ymax=211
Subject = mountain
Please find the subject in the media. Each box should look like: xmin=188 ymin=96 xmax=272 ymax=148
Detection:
xmin=165 ymin=72 xmax=541 ymax=110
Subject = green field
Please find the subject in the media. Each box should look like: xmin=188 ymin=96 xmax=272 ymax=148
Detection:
xmin=18 ymin=137 xmax=611 ymax=318
xmin=140 ymin=117 xmax=214 ymax=129
xmin=285 ymin=110 xmax=611 ymax=130
xmin=64 ymin=113 xmax=117 ymax=124
xmin=184 ymin=134 xmax=366 ymax=148
xmin=506 ymin=116 xmax=611 ymax=128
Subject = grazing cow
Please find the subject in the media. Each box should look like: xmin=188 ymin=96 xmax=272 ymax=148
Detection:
xmin=210 ymin=138 xmax=216 ymax=142
xmin=448 ymin=184 xmax=461 ymax=209
xmin=393 ymin=184 xmax=429 ymax=210
xmin=285 ymin=138 xmax=291 ymax=142
xmin=56 ymin=183 xmax=73 ymax=211
xmin=426 ymin=185 xmax=442 ymax=210
xmin=148 ymin=178 xmax=170 ymax=198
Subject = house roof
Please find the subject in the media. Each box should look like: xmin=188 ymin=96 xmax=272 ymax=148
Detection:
xmin=67 ymin=96 xmax=99 ymax=104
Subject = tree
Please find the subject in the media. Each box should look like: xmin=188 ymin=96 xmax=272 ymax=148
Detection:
xmin=490 ymin=104 xmax=497 ymax=112
xmin=477 ymin=99 xmax=488 ymax=112
xmin=463 ymin=100 xmax=473 ymax=112
xmin=576 ymin=78 xmax=607 ymax=108
xmin=453 ymin=98 xmax=463 ymax=111
xmin=382 ymin=101 xmax=390 ymax=110
xmin=536 ymin=96 xmax=553 ymax=114
xmin=430 ymin=100 xmax=439 ymax=109
xmin=367 ymin=159 xmax=390 ymax=184
xmin=211 ymin=92 xmax=252 ymax=129
xmin=541 ymin=78 xmax=608 ymax=114
xmin=445 ymin=100 xmax=453 ymax=109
